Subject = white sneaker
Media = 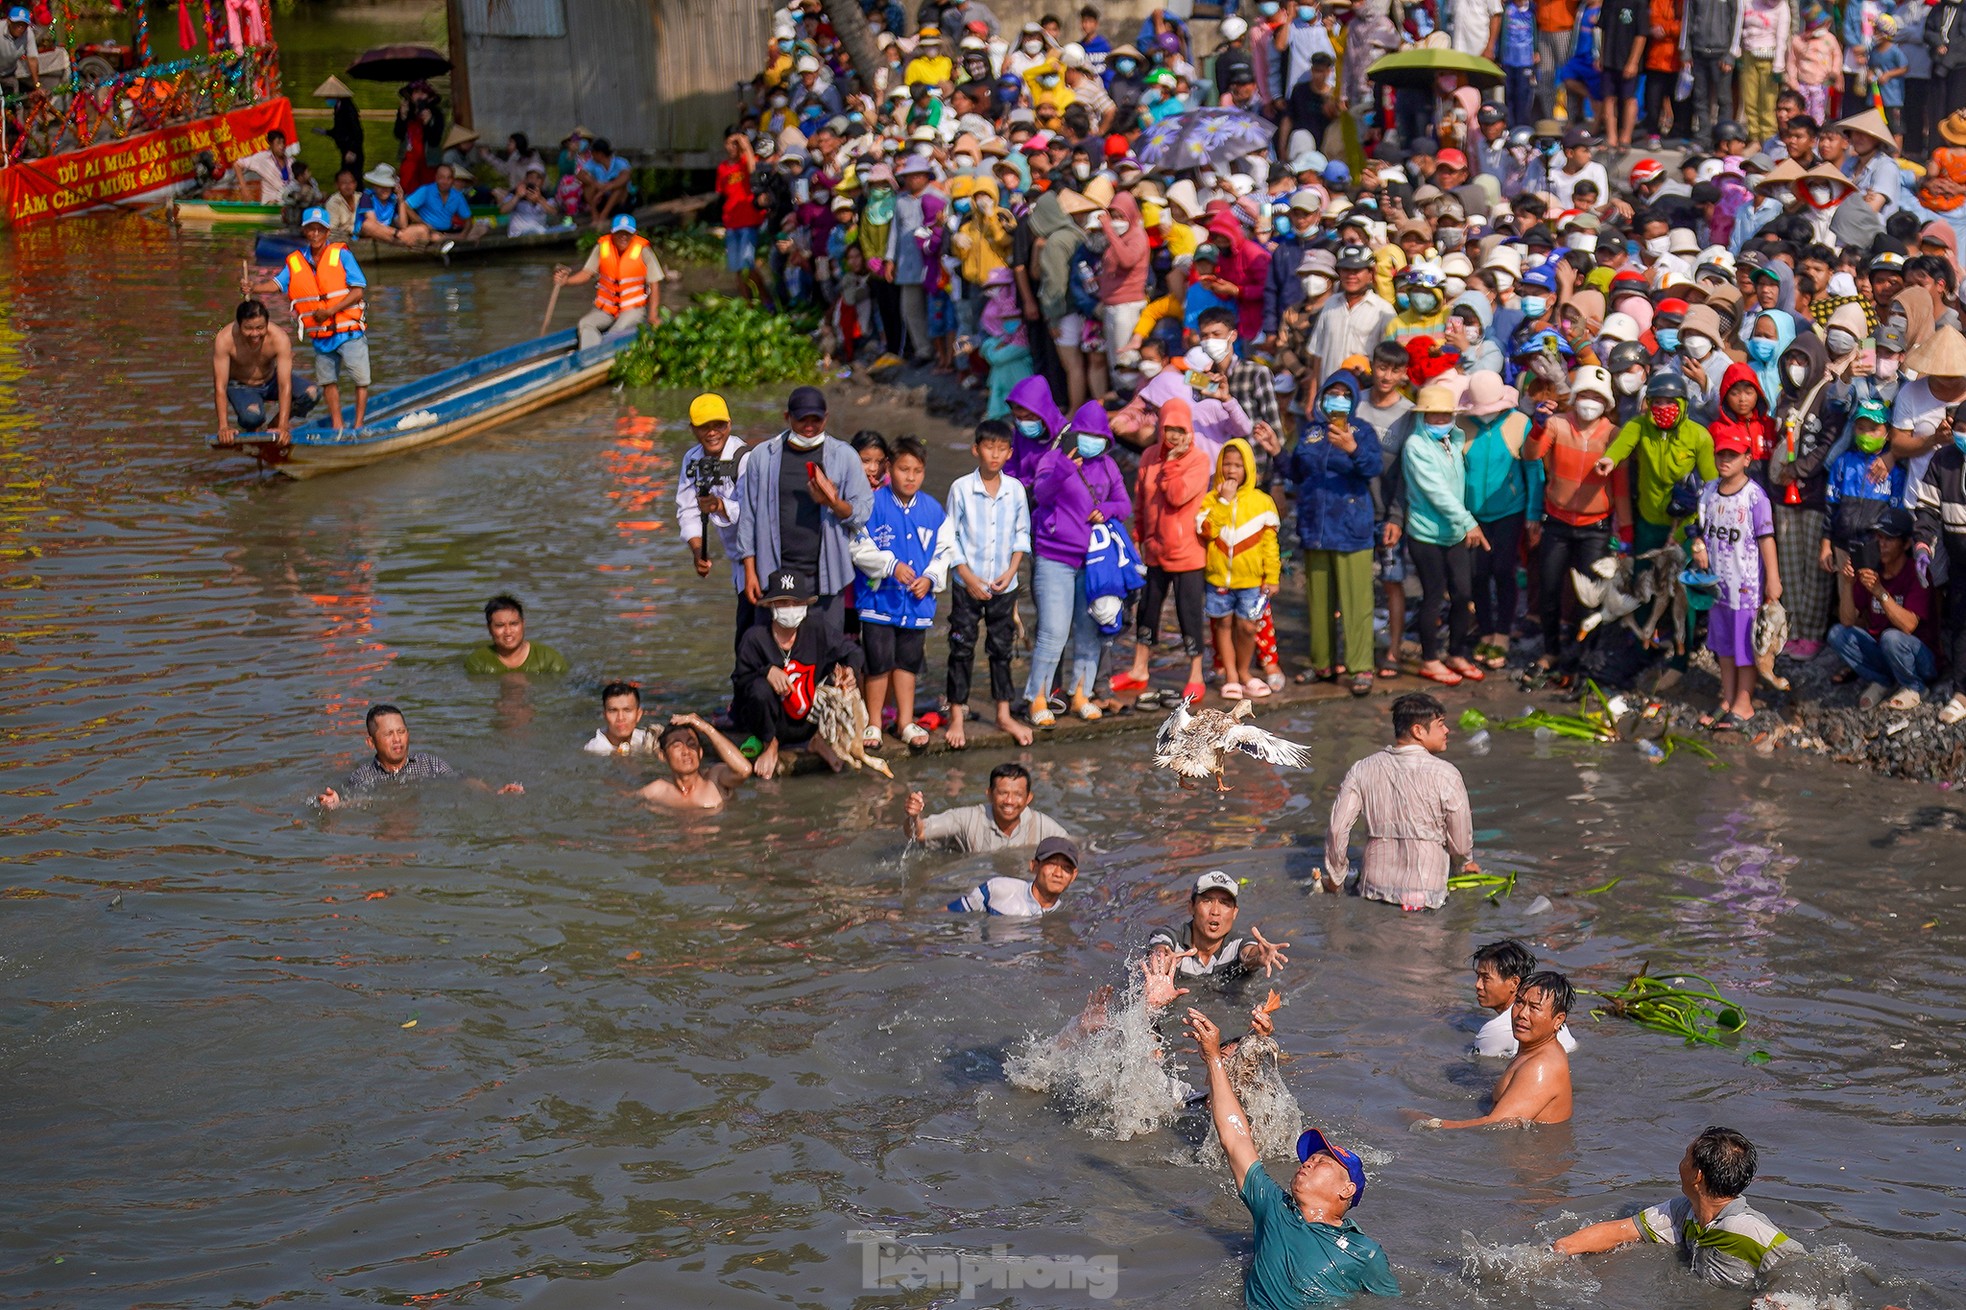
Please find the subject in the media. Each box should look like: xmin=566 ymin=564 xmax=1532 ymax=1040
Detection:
xmin=1858 ymin=682 xmax=1889 ymax=711
xmin=1884 ymin=687 xmax=1923 ymax=711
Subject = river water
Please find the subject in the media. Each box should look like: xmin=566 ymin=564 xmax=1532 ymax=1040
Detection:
xmin=3 ymin=207 xmax=1965 ymax=1307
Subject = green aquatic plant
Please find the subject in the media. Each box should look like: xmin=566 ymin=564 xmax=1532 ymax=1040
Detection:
xmin=610 ymin=294 xmax=820 ymax=390
xmin=1588 ymin=964 xmax=1749 ymax=1047
xmin=1447 ymin=867 xmax=1517 ymax=899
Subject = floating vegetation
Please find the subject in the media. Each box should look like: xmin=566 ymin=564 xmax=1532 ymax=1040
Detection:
xmin=1588 ymin=963 xmax=1749 ymax=1047
xmin=1459 ymin=683 xmax=1727 ymax=767
xmin=1447 ymin=867 xmax=1518 ymax=899
xmin=610 ymin=294 xmax=820 ymax=390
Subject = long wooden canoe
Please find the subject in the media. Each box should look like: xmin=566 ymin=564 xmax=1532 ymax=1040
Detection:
xmin=171 ymin=195 xmax=500 ymax=226
xmin=209 ymin=328 xmax=632 ymax=479
xmin=250 ymin=222 xmax=581 ymax=266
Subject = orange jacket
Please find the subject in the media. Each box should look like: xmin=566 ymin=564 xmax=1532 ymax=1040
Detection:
xmin=1134 ymin=435 xmax=1212 ymax=571
xmin=1644 ymin=0 xmax=1681 ymax=73
xmin=285 ymin=244 xmax=365 ymax=340
xmin=597 ymin=235 xmax=654 ymax=315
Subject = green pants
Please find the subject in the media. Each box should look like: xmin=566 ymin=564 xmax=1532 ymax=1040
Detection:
xmin=1303 ymin=549 xmax=1375 ymax=673
xmin=1739 ymin=54 xmax=1778 ymax=145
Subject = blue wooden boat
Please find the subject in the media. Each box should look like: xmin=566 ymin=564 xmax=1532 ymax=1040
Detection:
xmin=209 ymin=328 xmax=632 ymax=478
xmin=251 ymin=221 xmax=580 ymax=266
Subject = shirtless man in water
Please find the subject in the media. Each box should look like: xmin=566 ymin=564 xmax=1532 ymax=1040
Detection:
xmin=638 ymin=714 xmax=753 ymax=810
xmin=212 ymin=300 xmax=317 ymax=448
xmin=1415 ymin=970 xmax=1574 ymax=1130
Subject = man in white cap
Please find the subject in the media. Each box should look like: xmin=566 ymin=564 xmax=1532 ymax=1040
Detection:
xmin=354 ymin=163 xmax=432 ymax=247
xmin=1147 ymin=871 xmax=1289 ymax=981
xmin=790 ymin=53 xmax=843 ymax=117
xmin=554 ymin=214 xmax=665 ymax=349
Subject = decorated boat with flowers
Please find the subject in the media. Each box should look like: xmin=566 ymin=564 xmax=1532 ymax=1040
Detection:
xmin=1 ymin=0 xmax=293 ymax=227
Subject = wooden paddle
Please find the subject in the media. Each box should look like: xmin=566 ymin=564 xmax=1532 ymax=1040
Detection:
xmin=540 ymin=274 xmax=564 ymax=335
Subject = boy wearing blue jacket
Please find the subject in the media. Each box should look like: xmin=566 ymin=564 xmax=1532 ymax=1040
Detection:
xmin=852 ymin=436 xmax=959 ymax=749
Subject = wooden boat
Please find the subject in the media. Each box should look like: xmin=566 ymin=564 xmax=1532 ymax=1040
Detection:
xmin=251 ymin=222 xmax=580 ymax=266
xmin=209 ymin=328 xmax=632 ymax=479
xmin=172 ymin=195 xmax=500 ymax=227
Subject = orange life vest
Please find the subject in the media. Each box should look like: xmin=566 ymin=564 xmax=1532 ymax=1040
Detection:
xmin=286 ymin=244 xmax=366 ymax=340
xmin=596 ymin=235 xmax=653 ymax=315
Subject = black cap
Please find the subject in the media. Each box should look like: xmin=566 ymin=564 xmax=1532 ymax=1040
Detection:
xmin=1477 ymin=104 xmax=1505 ymax=126
xmin=1561 ymin=126 xmax=1593 ymax=149
xmin=761 ymin=569 xmax=815 ymax=603
xmin=1875 ymin=505 xmax=1915 ymax=540
xmin=786 ymin=384 xmax=828 ymax=418
xmin=1715 ymin=120 xmax=1748 ymax=143
xmin=1335 ymin=243 xmax=1374 ymax=270
xmin=1372 ymin=137 xmax=1405 ymax=164
xmin=1034 ymin=835 xmax=1081 ymax=869
xmin=1228 ymin=66 xmax=1255 ymax=85
xmin=1405 ymin=136 xmax=1437 ymax=158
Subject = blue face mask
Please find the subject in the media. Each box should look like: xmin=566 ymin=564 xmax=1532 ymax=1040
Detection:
xmin=954 ymin=198 xmax=973 ymax=215
xmin=1295 ymin=4 xmax=1316 ymax=22
xmin=1259 ymin=0 xmax=1281 ymax=11
xmin=1396 ymin=291 xmax=1411 ymax=311
xmin=1322 ymin=394 xmax=1353 ymax=416
xmin=1747 ymin=337 xmax=1778 ymax=362
xmin=1655 ymin=327 xmax=1680 ymax=353
xmin=1956 ymin=430 xmax=1966 ymax=456
xmin=1016 ymin=418 xmax=1046 ymax=439
xmin=1116 ymin=58 xmax=1137 ymax=75
xmin=1425 ymin=419 xmax=1457 ymax=441
xmin=1519 ymin=294 xmax=1548 ymax=319
xmin=1076 ymin=434 xmax=1109 ymax=458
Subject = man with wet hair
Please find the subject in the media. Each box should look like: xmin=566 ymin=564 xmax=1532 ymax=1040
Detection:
xmin=1469 ymin=940 xmax=1579 ymax=1056
xmin=1417 ymin=970 xmax=1573 ymax=1129
xmin=637 ymin=712 xmax=753 ymax=811
xmin=585 ymin=682 xmax=654 ymax=755
xmin=1555 ymin=1126 xmax=1804 ymax=1287
xmin=1321 ymin=691 xmax=1477 ymax=909
xmin=316 ymin=704 xmax=523 ymax=809
xmin=463 ymin=594 xmax=570 ymax=675
xmin=903 ymin=761 xmax=1069 ymax=852
xmin=212 ymin=299 xmax=318 ymax=448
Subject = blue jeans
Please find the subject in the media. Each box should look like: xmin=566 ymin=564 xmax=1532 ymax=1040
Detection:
xmin=725 ymin=224 xmax=759 ymax=273
xmin=1827 ymin=623 xmax=1937 ymax=693
xmin=1024 ymin=555 xmax=1106 ymax=702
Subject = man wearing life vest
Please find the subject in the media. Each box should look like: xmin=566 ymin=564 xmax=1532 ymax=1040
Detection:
xmin=243 ymin=206 xmax=371 ymax=431
xmin=553 ymin=213 xmax=664 ymax=349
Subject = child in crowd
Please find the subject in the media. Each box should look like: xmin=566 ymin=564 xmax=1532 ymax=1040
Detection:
xmin=1356 ymin=341 xmax=1416 ymax=676
xmin=977 ymin=267 xmax=1034 ymax=420
xmin=1183 ymin=245 xmax=1238 ymax=331
xmin=1820 ymin=399 xmax=1909 ymax=605
xmin=1498 ymin=0 xmax=1539 ymax=130
xmin=1787 ymin=8 xmax=1842 ymax=126
xmin=1469 ymin=939 xmax=1580 ymax=1057
xmin=844 ymin=430 xmax=891 ymax=640
xmin=945 ymin=421 xmax=1034 ymax=748
xmin=1708 ymin=363 xmax=1777 ymax=490
xmin=1199 ymin=438 xmax=1281 ymax=699
xmin=1869 ymin=18 xmax=1908 ymax=143
xmin=1693 ymin=428 xmax=1782 ymax=730
xmin=1122 ymin=397 xmax=1211 ymax=705
xmin=852 ymin=436 xmax=957 ymax=749
xmin=828 ymin=241 xmax=873 ymax=368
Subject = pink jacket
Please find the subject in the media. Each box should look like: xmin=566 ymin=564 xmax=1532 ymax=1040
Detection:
xmin=1787 ymin=29 xmax=1841 ymax=88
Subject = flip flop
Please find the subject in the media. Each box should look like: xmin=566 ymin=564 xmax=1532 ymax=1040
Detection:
xmin=1349 ymin=672 xmax=1375 ymax=697
xmin=1416 ymin=664 xmax=1465 ymax=686
xmin=1711 ymin=712 xmax=1745 ymax=733
xmin=1376 ymin=659 xmax=1401 ymax=678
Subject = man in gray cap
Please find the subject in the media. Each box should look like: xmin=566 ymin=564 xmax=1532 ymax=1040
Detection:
xmin=1262 ymin=188 xmax=1327 ymax=338
xmin=1305 ymin=244 xmax=1395 ymax=398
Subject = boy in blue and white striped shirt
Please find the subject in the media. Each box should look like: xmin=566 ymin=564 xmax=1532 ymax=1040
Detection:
xmin=943 ymin=420 xmax=1034 ymax=748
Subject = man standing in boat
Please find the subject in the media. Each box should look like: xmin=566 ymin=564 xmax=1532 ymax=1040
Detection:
xmin=211 ymin=300 xmax=318 ymax=449
xmin=554 ymin=214 xmax=664 ymax=351
xmin=243 ymin=207 xmax=370 ymax=433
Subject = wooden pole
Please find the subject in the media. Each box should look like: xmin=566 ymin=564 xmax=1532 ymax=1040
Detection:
xmin=444 ymin=0 xmax=473 ymax=128
xmin=539 ymin=279 xmax=562 ymax=336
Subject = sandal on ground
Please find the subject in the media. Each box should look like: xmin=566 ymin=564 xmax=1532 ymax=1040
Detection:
xmin=1415 ymin=662 xmax=1465 ymax=686
xmin=862 ymin=725 xmax=883 ymax=751
xmin=1027 ymin=697 xmax=1056 ymax=728
xmin=1109 ymin=674 xmax=1149 ymax=695
xmin=1349 ymin=672 xmax=1375 ymax=697
xmin=1710 ymin=712 xmax=1745 ymax=733
xmin=1480 ymin=649 xmax=1509 ymax=670
xmin=1376 ymin=658 xmax=1401 ymax=678
xmin=1292 ymin=669 xmax=1324 ymax=684
xmin=1182 ymin=681 xmax=1206 ymax=704
xmin=1221 ymin=682 xmax=1245 ymax=699
xmin=1245 ymin=679 xmax=1273 ymax=699
xmin=899 ymin=723 xmax=931 ymax=747
xmin=1447 ymin=659 xmax=1486 ymax=682
xmin=1940 ymin=694 xmax=1966 ymax=726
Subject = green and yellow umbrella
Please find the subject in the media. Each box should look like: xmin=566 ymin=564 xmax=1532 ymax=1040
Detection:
xmin=1365 ymin=46 xmax=1504 ymax=91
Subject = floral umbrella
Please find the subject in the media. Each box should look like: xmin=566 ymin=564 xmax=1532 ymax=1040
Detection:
xmin=1135 ymin=108 xmax=1276 ymax=171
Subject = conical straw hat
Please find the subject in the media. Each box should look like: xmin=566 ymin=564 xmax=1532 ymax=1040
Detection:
xmin=1906 ymin=323 xmax=1966 ymax=376
xmin=313 ymin=75 xmax=354 ymax=98
xmin=1834 ymin=106 xmax=1897 ymax=153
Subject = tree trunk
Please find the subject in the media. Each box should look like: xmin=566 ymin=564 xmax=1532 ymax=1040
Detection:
xmin=823 ymin=0 xmax=884 ymax=98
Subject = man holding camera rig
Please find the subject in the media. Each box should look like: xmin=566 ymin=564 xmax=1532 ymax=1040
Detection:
xmin=676 ymin=392 xmax=753 ymax=647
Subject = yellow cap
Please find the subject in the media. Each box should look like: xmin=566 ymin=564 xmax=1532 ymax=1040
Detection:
xmin=689 ymin=393 xmax=730 ymax=426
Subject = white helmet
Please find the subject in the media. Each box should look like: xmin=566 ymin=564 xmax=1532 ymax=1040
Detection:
xmin=1221 ymin=15 xmax=1249 ymax=40
xmin=1569 ymin=365 xmax=1614 ymax=403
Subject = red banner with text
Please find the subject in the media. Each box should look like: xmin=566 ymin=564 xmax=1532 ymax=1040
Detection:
xmin=2 ymin=97 xmax=298 ymax=227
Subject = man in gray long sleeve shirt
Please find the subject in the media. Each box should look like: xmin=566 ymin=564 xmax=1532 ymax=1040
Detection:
xmin=736 ymin=385 xmax=873 ymax=631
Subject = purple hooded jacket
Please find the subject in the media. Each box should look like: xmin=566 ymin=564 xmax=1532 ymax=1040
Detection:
xmin=1030 ymin=401 xmax=1132 ymax=565
xmin=1005 ymin=375 xmax=1065 ymax=487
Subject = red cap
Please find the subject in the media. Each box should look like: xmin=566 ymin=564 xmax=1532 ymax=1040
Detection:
xmin=1436 ymin=147 xmax=1467 ymax=171
xmin=1656 ymin=297 xmax=1691 ymax=316
xmin=1630 ymin=157 xmax=1665 ymax=184
xmin=1105 ymin=132 xmax=1131 ymax=160
xmin=1612 ymin=268 xmax=1648 ymax=288
xmin=1712 ymin=428 xmax=1754 ymax=456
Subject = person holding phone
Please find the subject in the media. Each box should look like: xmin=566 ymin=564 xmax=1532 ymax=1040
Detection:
xmin=1827 ymin=507 xmax=1941 ymax=711
xmin=499 ymin=166 xmax=561 ymax=236
xmin=735 ymin=386 xmax=875 ymax=634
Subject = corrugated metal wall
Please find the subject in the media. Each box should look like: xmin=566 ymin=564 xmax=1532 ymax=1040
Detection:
xmin=459 ymin=0 xmax=568 ymax=39
xmin=565 ymin=0 xmax=660 ymax=148
xmin=651 ymin=0 xmax=776 ymax=158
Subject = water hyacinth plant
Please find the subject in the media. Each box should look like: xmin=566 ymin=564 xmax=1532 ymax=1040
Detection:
xmin=1588 ymin=964 xmax=1750 ymax=1047
xmin=610 ymin=294 xmax=820 ymax=390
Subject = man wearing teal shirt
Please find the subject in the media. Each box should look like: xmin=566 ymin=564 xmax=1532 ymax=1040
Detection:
xmin=1185 ymin=1007 xmax=1401 ymax=1308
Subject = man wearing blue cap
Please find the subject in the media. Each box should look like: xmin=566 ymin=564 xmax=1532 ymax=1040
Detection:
xmin=242 ymin=206 xmax=370 ymax=431
xmin=1184 ymin=1008 xmax=1401 ymax=1308
xmin=554 ymin=213 xmax=665 ymax=349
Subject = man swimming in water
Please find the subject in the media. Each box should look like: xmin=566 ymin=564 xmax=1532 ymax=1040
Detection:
xmin=948 ymin=836 xmax=1081 ymax=916
xmin=463 ymin=594 xmax=570 ymax=675
xmin=1416 ymin=970 xmax=1573 ymax=1129
xmin=637 ymin=713 xmax=753 ymax=810
xmin=317 ymin=703 xmax=523 ymax=809
xmin=1147 ymin=871 xmax=1290 ymax=982
xmin=1554 ymin=1126 xmax=1803 ymax=1289
xmin=212 ymin=300 xmax=318 ymax=448
xmin=1184 ymin=1008 xmax=1401 ymax=1307
xmin=585 ymin=682 xmax=655 ymax=754
xmin=1468 ymin=940 xmax=1579 ymax=1057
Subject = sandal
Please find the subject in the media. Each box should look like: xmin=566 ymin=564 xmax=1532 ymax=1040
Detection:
xmin=1245 ymin=679 xmax=1273 ymax=698
xmin=1109 ymin=673 xmax=1149 ymax=695
xmin=899 ymin=722 xmax=931 ymax=747
xmin=1349 ymin=672 xmax=1375 ymax=697
xmin=1415 ymin=662 xmax=1465 ymax=686
xmin=1221 ymin=682 xmax=1245 ymax=699
xmin=1447 ymin=660 xmax=1487 ymax=682
xmin=1377 ymin=658 xmax=1401 ymax=678
xmin=1182 ymin=681 xmax=1206 ymax=704
xmin=1710 ymin=712 xmax=1744 ymax=733
xmin=1027 ymin=697 xmax=1056 ymax=728
xmin=861 ymin=725 xmax=883 ymax=751
xmin=1292 ymin=669 xmax=1323 ymax=685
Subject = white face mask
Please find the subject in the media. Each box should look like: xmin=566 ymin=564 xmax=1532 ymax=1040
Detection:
xmin=771 ymin=603 xmax=808 ymax=628
xmin=1643 ymin=235 xmax=1669 ymax=257
xmin=1138 ymin=360 xmax=1163 ymax=378
xmin=1573 ymin=397 xmax=1606 ymax=423
xmin=1200 ymin=337 xmax=1232 ymax=363
xmin=1109 ymin=218 xmax=1129 ymax=236
xmin=1445 ymin=275 xmax=1467 ymax=298
xmin=1766 ymin=184 xmax=1794 ymax=206
xmin=1683 ymin=334 xmax=1714 ymax=360
xmin=1304 ymin=273 xmax=1332 ymax=297
xmin=954 ymin=154 xmax=977 ymax=168
xmin=1826 ymin=327 xmax=1859 ymax=356
xmin=1785 ymin=361 xmax=1808 ymax=386
xmin=1809 ymin=182 xmax=1837 ymax=206
xmin=1073 ymin=161 xmax=1092 ymax=180
xmin=1023 ymin=38 xmax=1042 ymax=53
xmin=787 ymin=429 xmax=826 ymax=450
xmin=1491 ymin=270 xmax=1515 ymax=292
xmin=1616 ymin=369 xmax=1645 ymax=395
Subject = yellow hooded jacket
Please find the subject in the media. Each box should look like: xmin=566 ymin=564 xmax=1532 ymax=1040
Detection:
xmin=1023 ymin=57 xmax=1075 ymax=112
xmin=1198 ymin=438 xmax=1281 ymax=590
xmin=948 ymin=175 xmax=1011 ymax=284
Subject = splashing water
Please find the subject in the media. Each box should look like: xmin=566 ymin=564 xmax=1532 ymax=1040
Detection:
xmin=1005 ymin=975 xmax=1190 ymax=1141
xmin=1196 ymin=1032 xmax=1304 ymax=1165
xmin=1459 ymin=1233 xmax=1602 ymax=1299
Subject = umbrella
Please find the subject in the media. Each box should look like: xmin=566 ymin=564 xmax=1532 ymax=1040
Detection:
xmin=1135 ymin=108 xmax=1276 ymax=171
xmin=1365 ymin=46 xmax=1504 ymax=90
xmin=347 ymin=44 xmax=452 ymax=82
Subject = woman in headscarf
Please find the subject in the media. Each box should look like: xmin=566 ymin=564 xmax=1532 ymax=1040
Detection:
xmin=1024 ymin=402 xmax=1133 ymax=725
xmin=1097 ymin=191 xmax=1152 ymax=376
xmin=1920 ymin=221 xmax=1962 ymax=283
xmin=1738 ymin=258 xmax=1796 ymax=348
xmin=1744 ymin=309 xmax=1799 ymax=410
xmin=859 ymin=164 xmax=905 ymax=361
xmin=1768 ymin=329 xmax=1839 ymax=657
xmin=1887 ymin=285 xmax=1936 ymax=352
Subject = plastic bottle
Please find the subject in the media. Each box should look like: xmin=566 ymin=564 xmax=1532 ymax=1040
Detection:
xmin=1636 ymin=738 xmax=1665 ymax=763
xmin=1466 ymin=729 xmax=1491 ymax=755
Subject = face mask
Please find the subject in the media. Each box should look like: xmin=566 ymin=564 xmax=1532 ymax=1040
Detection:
xmin=1492 ymin=271 xmax=1515 ymax=292
xmin=848 ymin=112 xmax=864 ymax=124
xmin=777 ymin=39 xmax=793 ymax=52
xmin=1616 ymin=369 xmax=1645 ymax=395
xmin=1826 ymin=328 xmax=1858 ymax=357
xmin=1649 ymin=401 xmax=1682 ymax=428
xmin=1109 ymin=218 xmax=1129 ymax=236
xmin=954 ymin=154 xmax=977 ymax=169
xmin=1072 ymin=160 xmax=1090 ymax=180
xmin=771 ymin=94 xmax=789 ymax=108
xmin=787 ymin=430 xmax=826 ymax=450
xmin=1573 ymin=397 xmax=1606 ymax=423
xmin=1259 ymin=0 xmax=1280 ymax=12
xmin=1520 ymin=294 xmax=1547 ymax=319
xmin=1455 ymin=319 xmax=1482 ymax=343
xmin=1784 ymin=360 xmax=1808 ymax=386
xmin=1855 ymin=428 xmax=1888 ymax=454
xmin=1766 ymin=184 xmax=1793 ymax=206
xmin=1747 ymin=337 xmax=1778 ymax=363
xmin=1116 ymin=58 xmax=1136 ymax=74
xmin=1683 ymin=334 xmax=1713 ymax=360
xmin=1042 ymin=74 xmax=1062 ymax=88
xmin=1200 ymin=337 xmax=1232 ymax=363
xmin=1023 ymin=39 xmax=1042 ymax=53
xmin=1878 ymin=357 xmax=1900 ymax=380
xmin=772 ymin=603 xmax=808 ymax=628
xmin=954 ymin=197 xmax=972 ymax=216
xmin=1396 ymin=291 xmax=1411 ymax=311
xmin=1323 ymin=394 xmax=1353 ymax=416
xmin=1409 ymin=291 xmax=1444 ymax=321
xmin=1304 ymin=273 xmax=1331 ymax=297
xmin=1442 ymin=273 xmax=1467 ymax=299
xmin=1424 ymin=419 xmax=1457 ymax=440
xmin=1643 ymin=236 xmax=1669 ymax=258
xmin=1954 ymin=430 xmax=1966 ymax=456
xmin=1808 ymin=183 xmax=1837 ymax=207
xmin=1014 ymin=417 xmax=1045 ymax=439
xmin=1138 ymin=360 xmax=1163 ymax=378
xmin=1076 ymin=434 xmax=1108 ymax=458
xmin=1437 ymin=228 xmax=1465 ymax=253
xmin=1655 ymin=328 xmax=1680 ymax=353
xmin=1295 ymin=4 xmax=1316 ymax=23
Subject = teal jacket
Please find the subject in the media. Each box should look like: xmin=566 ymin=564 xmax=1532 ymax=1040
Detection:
xmin=1403 ymin=421 xmax=1476 ymax=546
xmin=1463 ymin=410 xmax=1547 ymax=523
